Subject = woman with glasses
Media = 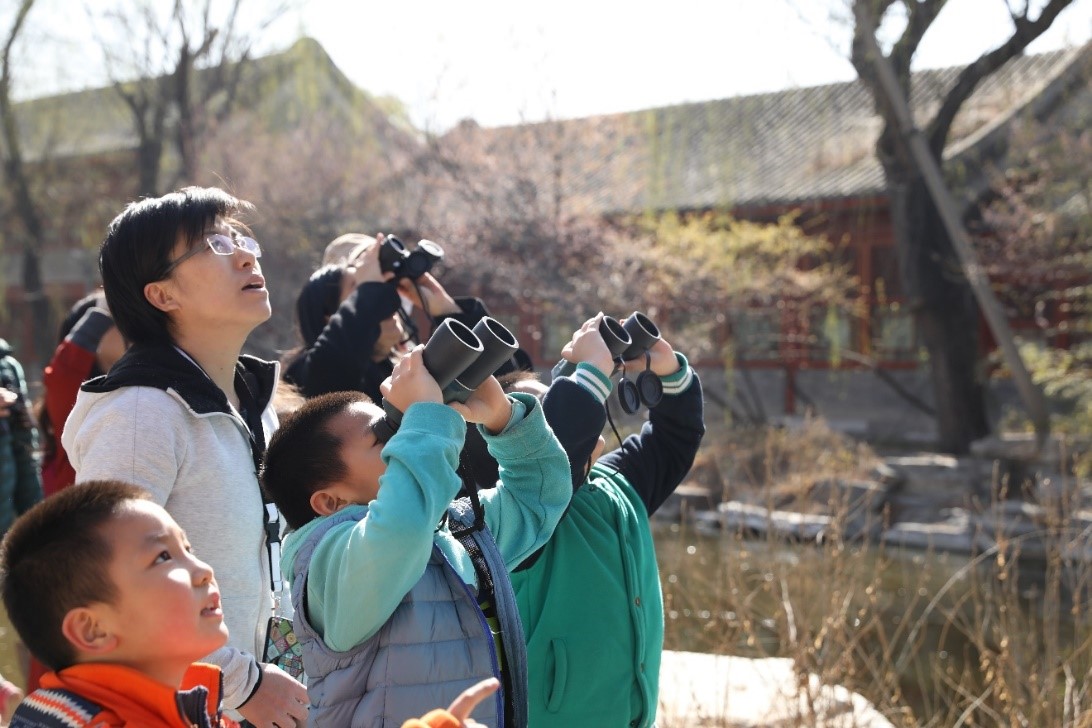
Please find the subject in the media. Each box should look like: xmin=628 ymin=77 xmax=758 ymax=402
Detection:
xmin=62 ymin=187 xmax=309 ymax=728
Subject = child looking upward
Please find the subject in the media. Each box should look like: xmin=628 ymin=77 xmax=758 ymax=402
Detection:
xmin=1 ymin=480 xmax=229 ymax=727
xmin=261 ymin=346 xmax=570 ymax=727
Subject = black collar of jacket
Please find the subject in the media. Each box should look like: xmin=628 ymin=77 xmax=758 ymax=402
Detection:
xmin=81 ymin=342 xmax=278 ymax=417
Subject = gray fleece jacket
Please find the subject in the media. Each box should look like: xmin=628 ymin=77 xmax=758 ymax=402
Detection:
xmin=62 ymin=343 xmax=280 ymax=711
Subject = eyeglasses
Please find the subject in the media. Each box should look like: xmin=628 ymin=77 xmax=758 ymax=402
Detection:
xmin=161 ymin=233 xmax=262 ymax=277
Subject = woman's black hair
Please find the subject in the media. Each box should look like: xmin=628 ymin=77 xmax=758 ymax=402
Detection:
xmin=296 ymin=265 xmax=345 ymax=348
xmin=99 ymin=186 xmax=250 ymax=346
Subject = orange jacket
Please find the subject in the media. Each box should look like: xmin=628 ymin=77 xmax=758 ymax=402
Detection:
xmin=16 ymin=662 xmax=226 ymax=727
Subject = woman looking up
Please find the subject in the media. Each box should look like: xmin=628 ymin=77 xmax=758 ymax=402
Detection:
xmin=63 ymin=187 xmax=309 ymax=728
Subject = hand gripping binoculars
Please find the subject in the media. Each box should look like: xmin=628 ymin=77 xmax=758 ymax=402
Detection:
xmin=379 ymin=235 xmax=445 ymax=281
xmin=551 ymin=312 xmax=664 ymax=414
xmin=372 ymin=316 xmax=519 ymax=442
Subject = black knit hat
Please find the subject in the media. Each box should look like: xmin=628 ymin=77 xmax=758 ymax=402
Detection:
xmin=296 ymin=265 xmax=344 ymax=348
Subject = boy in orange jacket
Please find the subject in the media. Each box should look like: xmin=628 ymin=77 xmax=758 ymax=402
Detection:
xmin=0 ymin=480 xmax=230 ymax=727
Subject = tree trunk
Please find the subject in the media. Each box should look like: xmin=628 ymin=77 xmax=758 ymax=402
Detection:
xmin=890 ymin=174 xmax=989 ymax=453
xmin=21 ymin=245 xmax=53 ymax=368
xmin=137 ymin=134 xmax=163 ymax=198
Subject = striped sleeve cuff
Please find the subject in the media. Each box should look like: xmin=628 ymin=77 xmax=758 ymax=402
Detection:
xmin=571 ymin=362 xmax=613 ymax=404
xmin=659 ymin=352 xmax=693 ymax=396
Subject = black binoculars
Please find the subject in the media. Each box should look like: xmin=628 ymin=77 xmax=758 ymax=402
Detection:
xmin=551 ymin=312 xmax=663 ymax=414
xmin=379 ymin=235 xmax=445 ymax=281
xmin=373 ymin=317 xmax=519 ymax=442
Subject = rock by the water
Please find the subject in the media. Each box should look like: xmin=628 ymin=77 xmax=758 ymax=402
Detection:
xmin=658 ymin=650 xmax=894 ymax=727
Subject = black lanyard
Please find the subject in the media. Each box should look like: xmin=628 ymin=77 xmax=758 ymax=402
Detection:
xmin=235 ymin=366 xmax=283 ymax=595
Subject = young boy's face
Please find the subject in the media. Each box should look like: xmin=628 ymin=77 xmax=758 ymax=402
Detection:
xmin=89 ymin=500 xmax=227 ymax=683
xmin=322 ymin=401 xmax=388 ymax=506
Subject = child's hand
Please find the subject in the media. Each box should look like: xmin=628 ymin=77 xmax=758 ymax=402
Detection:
xmin=380 ymin=345 xmax=442 ymax=412
xmin=397 ymin=272 xmax=461 ymax=316
xmin=621 ymin=323 xmax=680 ymax=377
xmin=559 ymin=313 xmax=615 ymax=377
xmin=448 ymin=677 xmax=500 ymax=726
xmin=346 ymin=233 xmax=393 ymax=287
xmin=0 ymin=388 xmax=16 ymax=419
xmin=448 ymin=376 xmax=512 ymax=434
xmin=0 ymin=676 xmax=24 ymax=723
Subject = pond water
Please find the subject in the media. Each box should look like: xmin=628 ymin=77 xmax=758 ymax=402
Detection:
xmin=653 ymin=521 xmax=1089 ymax=722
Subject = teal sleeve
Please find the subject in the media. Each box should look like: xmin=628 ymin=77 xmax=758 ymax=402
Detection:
xmin=306 ymin=402 xmax=465 ymax=651
xmin=477 ymin=392 xmax=571 ymax=570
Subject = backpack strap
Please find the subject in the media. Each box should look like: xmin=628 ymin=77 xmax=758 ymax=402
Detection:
xmin=9 ymin=688 xmax=102 ymax=727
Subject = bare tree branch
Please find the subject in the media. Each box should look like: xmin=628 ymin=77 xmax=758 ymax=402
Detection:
xmin=89 ymin=0 xmax=290 ymax=195
xmin=1 ymin=0 xmax=44 ymax=241
xmin=890 ymin=0 xmax=947 ymax=74
xmin=1 ymin=0 xmax=58 ymax=364
xmin=926 ymin=0 xmax=1073 ymax=150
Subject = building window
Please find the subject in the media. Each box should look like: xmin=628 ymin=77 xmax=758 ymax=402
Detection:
xmin=808 ymin=305 xmax=855 ymax=363
xmin=872 ymin=302 xmax=917 ymax=362
xmin=732 ymin=309 xmax=782 ymax=362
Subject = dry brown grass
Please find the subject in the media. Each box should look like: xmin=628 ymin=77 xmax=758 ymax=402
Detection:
xmin=659 ymin=418 xmax=1092 ymax=726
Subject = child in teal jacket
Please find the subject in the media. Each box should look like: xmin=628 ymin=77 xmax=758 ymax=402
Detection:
xmin=262 ymin=346 xmax=570 ymax=727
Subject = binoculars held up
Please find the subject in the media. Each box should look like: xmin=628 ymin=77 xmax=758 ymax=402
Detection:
xmin=379 ymin=235 xmax=445 ymax=281
xmin=373 ymin=317 xmax=519 ymax=442
xmin=551 ymin=312 xmax=663 ymax=414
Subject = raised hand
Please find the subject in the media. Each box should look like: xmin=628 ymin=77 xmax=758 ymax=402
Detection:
xmin=620 ymin=320 xmax=680 ymax=377
xmin=559 ymin=313 xmax=615 ymax=378
xmin=380 ymin=346 xmax=443 ymax=413
xmin=447 ymin=376 xmax=512 ymax=435
xmin=346 ymin=234 xmax=392 ymax=287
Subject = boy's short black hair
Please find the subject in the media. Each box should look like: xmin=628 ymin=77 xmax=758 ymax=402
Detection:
xmin=262 ymin=391 xmax=368 ymax=530
xmin=0 ymin=480 xmax=151 ymax=670
xmin=100 ymin=186 xmax=251 ymax=346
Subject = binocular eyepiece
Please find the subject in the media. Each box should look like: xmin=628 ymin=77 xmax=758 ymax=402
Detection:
xmin=379 ymin=235 xmax=445 ymax=281
xmin=551 ymin=312 xmax=663 ymax=414
xmin=374 ymin=317 xmax=519 ymax=442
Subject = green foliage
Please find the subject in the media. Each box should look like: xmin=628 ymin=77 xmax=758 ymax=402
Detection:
xmin=1021 ymin=342 xmax=1092 ymax=426
xmin=979 ymin=123 xmax=1091 ymax=455
xmin=630 ymin=209 xmax=857 ymax=311
xmin=605 ymin=209 xmax=860 ymax=370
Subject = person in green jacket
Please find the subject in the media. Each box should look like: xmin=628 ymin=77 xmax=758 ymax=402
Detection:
xmin=507 ymin=314 xmax=705 ymax=728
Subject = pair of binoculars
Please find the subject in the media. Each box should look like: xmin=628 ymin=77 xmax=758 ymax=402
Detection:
xmin=373 ymin=316 xmax=519 ymax=442
xmin=552 ymin=312 xmax=663 ymax=414
xmin=379 ymin=235 xmax=445 ymax=281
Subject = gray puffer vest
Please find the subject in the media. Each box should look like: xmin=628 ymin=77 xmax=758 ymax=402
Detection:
xmin=289 ymin=499 xmax=528 ymax=728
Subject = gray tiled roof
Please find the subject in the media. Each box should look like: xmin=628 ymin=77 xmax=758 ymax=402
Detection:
xmin=440 ymin=43 xmax=1090 ymax=214
xmin=3 ymin=37 xmax=409 ymax=164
